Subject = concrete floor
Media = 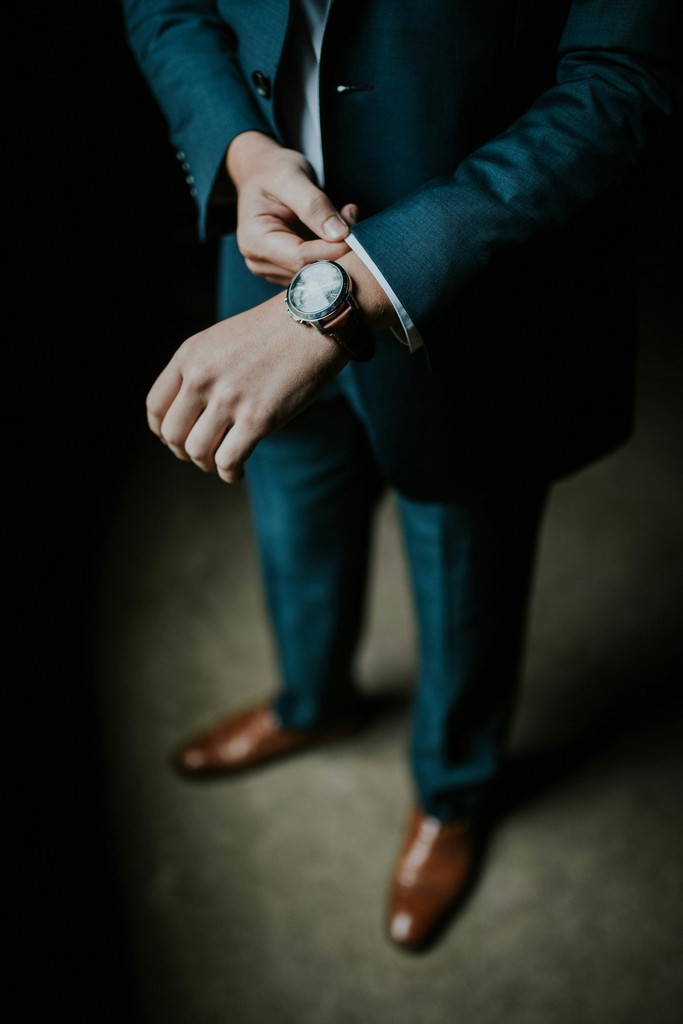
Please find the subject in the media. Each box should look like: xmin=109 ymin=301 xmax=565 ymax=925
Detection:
xmin=93 ymin=227 xmax=683 ymax=1024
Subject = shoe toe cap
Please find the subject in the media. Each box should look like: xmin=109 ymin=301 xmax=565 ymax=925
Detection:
xmin=176 ymin=745 xmax=207 ymax=772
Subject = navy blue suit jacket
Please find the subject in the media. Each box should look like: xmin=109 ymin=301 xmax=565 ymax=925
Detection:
xmin=122 ymin=0 xmax=682 ymax=497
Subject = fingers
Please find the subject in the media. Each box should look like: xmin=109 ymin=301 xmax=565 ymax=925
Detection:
xmin=283 ymin=172 xmax=350 ymax=243
xmin=243 ymin=234 xmax=351 ymax=283
xmin=295 ymin=236 xmax=351 ymax=264
xmin=146 ymin=365 xmax=183 ymax=437
xmin=158 ymin=386 xmax=206 ymax=462
xmin=214 ymin=419 xmax=259 ymax=484
xmin=147 ymin=367 xmax=226 ymax=467
xmin=158 ymin=406 xmax=256 ymax=482
xmin=146 ymin=359 xmax=260 ymax=481
xmin=340 ymin=203 xmax=359 ymax=226
xmin=147 ymin=283 xmax=345 ymax=485
xmin=236 ymin=149 xmax=360 ymax=280
xmin=184 ymin=406 xmax=235 ymax=472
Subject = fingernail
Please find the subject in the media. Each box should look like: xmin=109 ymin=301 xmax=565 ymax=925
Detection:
xmin=323 ymin=215 xmax=347 ymax=240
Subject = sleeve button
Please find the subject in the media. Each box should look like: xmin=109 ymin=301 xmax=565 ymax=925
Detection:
xmin=251 ymin=70 xmax=271 ymax=99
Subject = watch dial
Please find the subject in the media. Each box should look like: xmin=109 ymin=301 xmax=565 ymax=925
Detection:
xmin=289 ymin=262 xmax=344 ymax=315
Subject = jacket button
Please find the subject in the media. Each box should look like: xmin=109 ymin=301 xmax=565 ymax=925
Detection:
xmin=251 ymin=70 xmax=271 ymax=99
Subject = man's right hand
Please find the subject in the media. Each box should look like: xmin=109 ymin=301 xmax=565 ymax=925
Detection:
xmin=226 ymin=130 xmax=358 ymax=285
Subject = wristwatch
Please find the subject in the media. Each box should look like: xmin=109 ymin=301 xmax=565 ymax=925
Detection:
xmin=285 ymin=260 xmax=376 ymax=362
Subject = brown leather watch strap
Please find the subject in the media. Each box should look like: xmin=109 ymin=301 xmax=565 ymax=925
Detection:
xmin=321 ymin=302 xmax=376 ymax=362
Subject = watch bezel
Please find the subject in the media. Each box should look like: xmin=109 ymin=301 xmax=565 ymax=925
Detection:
xmin=286 ymin=261 xmax=351 ymax=323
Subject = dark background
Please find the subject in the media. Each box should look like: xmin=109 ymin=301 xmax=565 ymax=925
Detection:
xmin=10 ymin=3 xmax=681 ymax=1019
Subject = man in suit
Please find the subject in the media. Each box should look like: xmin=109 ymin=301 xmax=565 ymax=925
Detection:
xmin=121 ymin=0 xmax=681 ymax=950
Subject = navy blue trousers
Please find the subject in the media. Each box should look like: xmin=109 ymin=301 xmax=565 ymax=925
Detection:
xmin=244 ymin=364 xmax=547 ymax=822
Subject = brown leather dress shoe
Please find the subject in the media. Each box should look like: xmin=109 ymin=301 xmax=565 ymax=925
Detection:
xmin=388 ymin=807 xmax=476 ymax=951
xmin=174 ymin=701 xmax=358 ymax=777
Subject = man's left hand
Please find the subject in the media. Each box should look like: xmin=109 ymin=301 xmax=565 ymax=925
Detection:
xmin=146 ymin=292 xmax=349 ymax=483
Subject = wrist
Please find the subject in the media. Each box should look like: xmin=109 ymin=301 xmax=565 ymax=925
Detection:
xmin=275 ymin=292 xmax=351 ymax=370
xmin=336 ymin=252 xmax=401 ymax=335
xmin=226 ymin=131 xmax=280 ymax=191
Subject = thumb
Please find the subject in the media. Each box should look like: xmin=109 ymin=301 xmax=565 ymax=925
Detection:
xmin=285 ymin=169 xmax=350 ymax=241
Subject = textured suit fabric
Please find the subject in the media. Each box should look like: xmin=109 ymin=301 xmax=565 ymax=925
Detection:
xmin=243 ymin=364 xmax=548 ymax=819
xmin=121 ymin=1 xmax=681 ymax=816
xmin=122 ymin=0 xmax=681 ymax=496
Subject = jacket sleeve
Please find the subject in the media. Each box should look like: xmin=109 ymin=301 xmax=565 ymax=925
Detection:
xmin=120 ymin=0 xmax=273 ymax=239
xmin=351 ymin=0 xmax=682 ymax=336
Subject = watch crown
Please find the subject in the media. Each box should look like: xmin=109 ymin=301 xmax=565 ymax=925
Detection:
xmin=284 ymin=298 xmax=305 ymax=325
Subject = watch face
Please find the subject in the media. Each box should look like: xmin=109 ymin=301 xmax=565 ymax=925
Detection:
xmin=288 ymin=261 xmax=346 ymax=318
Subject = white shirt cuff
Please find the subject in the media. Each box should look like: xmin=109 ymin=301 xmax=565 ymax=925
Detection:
xmin=346 ymin=232 xmax=424 ymax=352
